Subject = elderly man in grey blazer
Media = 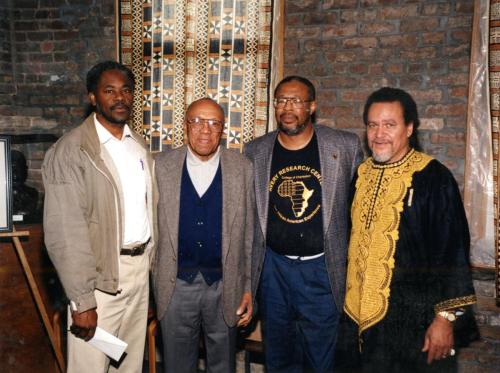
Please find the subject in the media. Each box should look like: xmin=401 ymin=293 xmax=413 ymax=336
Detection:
xmin=153 ymin=98 xmax=254 ymax=373
xmin=244 ymin=76 xmax=363 ymax=373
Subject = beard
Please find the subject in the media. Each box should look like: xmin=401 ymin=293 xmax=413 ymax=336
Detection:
xmin=371 ymin=149 xmax=393 ymax=163
xmin=277 ymin=115 xmax=309 ymax=136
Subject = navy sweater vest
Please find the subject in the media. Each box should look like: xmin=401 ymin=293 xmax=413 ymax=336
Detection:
xmin=177 ymin=160 xmax=223 ymax=285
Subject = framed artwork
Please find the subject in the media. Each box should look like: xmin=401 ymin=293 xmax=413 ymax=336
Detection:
xmin=0 ymin=136 xmax=13 ymax=232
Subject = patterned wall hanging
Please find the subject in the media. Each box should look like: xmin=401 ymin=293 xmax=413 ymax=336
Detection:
xmin=466 ymin=0 xmax=500 ymax=306
xmin=490 ymin=0 xmax=500 ymax=305
xmin=117 ymin=0 xmax=273 ymax=152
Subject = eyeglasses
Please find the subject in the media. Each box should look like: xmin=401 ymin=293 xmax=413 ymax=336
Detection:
xmin=273 ymin=97 xmax=312 ymax=109
xmin=186 ymin=117 xmax=224 ymax=132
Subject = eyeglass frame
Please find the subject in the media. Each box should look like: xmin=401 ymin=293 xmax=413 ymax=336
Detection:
xmin=273 ymin=97 xmax=313 ymax=109
xmin=185 ymin=117 xmax=224 ymax=133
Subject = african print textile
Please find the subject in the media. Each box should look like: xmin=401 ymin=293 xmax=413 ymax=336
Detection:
xmin=466 ymin=0 xmax=500 ymax=304
xmin=117 ymin=0 xmax=273 ymax=152
xmin=490 ymin=0 xmax=500 ymax=304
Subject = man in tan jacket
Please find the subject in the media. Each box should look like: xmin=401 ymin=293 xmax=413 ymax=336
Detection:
xmin=43 ymin=61 xmax=157 ymax=372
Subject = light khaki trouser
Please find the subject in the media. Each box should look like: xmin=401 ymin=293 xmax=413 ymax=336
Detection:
xmin=67 ymin=253 xmax=149 ymax=373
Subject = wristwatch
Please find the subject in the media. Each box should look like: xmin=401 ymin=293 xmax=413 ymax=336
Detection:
xmin=438 ymin=310 xmax=456 ymax=322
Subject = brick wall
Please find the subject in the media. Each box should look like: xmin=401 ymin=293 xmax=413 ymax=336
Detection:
xmin=0 ymin=0 xmax=475 ymax=191
xmin=0 ymin=2 xmax=14 ymax=102
xmin=0 ymin=0 xmax=116 ymax=192
xmin=284 ymin=0 xmax=473 ymax=187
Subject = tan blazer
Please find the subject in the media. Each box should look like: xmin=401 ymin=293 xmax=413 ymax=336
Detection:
xmin=43 ymin=115 xmax=157 ymax=312
xmin=152 ymin=146 xmax=255 ymax=327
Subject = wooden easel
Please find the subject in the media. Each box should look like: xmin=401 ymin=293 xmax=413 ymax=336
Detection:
xmin=0 ymin=227 xmax=65 ymax=373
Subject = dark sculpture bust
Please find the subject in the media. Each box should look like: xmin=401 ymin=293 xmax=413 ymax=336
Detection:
xmin=11 ymin=150 xmax=41 ymax=223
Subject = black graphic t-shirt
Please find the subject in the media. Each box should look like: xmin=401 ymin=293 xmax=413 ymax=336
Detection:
xmin=266 ymin=134 xmax=324 ymax=256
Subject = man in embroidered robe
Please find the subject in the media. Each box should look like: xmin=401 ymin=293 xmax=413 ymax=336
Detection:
xmin=153 ymin=98 xmax=254 ymax=373
xmin=245 ymin=76 xmax=363 ymax=372
xmin=339 ymin=87 xmax=477 ymax=372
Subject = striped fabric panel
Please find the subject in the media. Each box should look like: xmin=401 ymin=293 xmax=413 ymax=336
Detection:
xmin=118 ymin=0 xmax=272 ymax=153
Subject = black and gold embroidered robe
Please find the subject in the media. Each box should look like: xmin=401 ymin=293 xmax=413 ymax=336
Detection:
xmin=339 ymin=150 xmax=477 ymax=372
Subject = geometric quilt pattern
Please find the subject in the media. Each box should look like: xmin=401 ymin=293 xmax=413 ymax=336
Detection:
xmin=117 ymin=0 xmax=273 ymax=153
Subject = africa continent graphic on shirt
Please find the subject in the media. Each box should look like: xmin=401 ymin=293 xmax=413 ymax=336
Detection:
xmin=278 ymin=179 xmax=314 ymax=218
xmin=269 ymin=165 xmax=321 ymax=224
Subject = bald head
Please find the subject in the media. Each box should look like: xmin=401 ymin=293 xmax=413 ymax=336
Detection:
xmin=186 ymin=98 xmax=225 ymax=122
xmin=185 ymin=97 xmax=225 ymax=162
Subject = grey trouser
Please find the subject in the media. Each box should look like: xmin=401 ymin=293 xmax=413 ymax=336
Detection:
xmin=160 ymin=272 xmax=236 ymax=373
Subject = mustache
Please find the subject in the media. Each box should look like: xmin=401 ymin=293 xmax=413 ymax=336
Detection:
xmin=111 ymin=103 xmax=130 ymax=111
xmin=279 ymin=113 xmax=298 ymax=121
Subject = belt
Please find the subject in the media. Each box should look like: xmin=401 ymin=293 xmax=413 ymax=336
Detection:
xmin=120 ymin=240 xmax=149 ymax=256
xmin=284 ymin=252 xmax=325 ymax=261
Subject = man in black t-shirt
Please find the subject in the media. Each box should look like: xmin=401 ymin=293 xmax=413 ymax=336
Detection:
xmin=245 ymin=76 xmax=363 ymax=372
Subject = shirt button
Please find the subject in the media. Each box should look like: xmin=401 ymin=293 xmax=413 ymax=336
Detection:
xmin=170 ymin=278 xmax=175 ymax=283
xmin=197 ymin=241 xmax=203 ymax=247
xmin=197 ymin=221 xmax=204 ymax=226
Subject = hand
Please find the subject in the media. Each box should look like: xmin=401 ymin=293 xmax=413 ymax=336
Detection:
xmin=148 ymin=304 xmax=156 ymax=320
xmin=70 ymin=308 xmax=98 ymax=341
xmin=236 ymin=292 xmax=253 ymax=327
xmin=148 ymin=291 xmax=156 ymax=320
xmin=421 ymin=315 xmax=454 ymax=364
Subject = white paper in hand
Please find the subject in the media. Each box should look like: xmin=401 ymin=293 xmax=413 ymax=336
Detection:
xmin=88 ymin=327 xmax=128 ymax=361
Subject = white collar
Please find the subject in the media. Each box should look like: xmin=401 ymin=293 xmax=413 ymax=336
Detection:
xmin=186 ymin=145 xmax=221 ymax=167
xmin=94 ymin=113 xmax=131 ymax=144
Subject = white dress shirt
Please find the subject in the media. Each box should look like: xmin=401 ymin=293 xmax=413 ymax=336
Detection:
xmin=94 ymin=115 xmax=150 ymax=246
xmin=186 ymin=145 xmax=221 ymax=197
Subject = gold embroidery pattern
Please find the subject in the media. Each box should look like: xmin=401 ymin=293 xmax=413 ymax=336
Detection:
xmin=434 ymin=295 xmax=477 ymax=313
xmin=344 ymin=150 xmax=433 ymax=334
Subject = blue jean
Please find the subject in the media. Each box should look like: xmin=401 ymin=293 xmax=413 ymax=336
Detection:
xmin=259 ymin=249 xmax=339 ymax=373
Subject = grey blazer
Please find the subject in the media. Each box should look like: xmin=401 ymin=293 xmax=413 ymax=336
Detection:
xmin=153 ymin=146 xmax=255 ymax=327
xmin=244 ymin=124 xmax=363 ymax=311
